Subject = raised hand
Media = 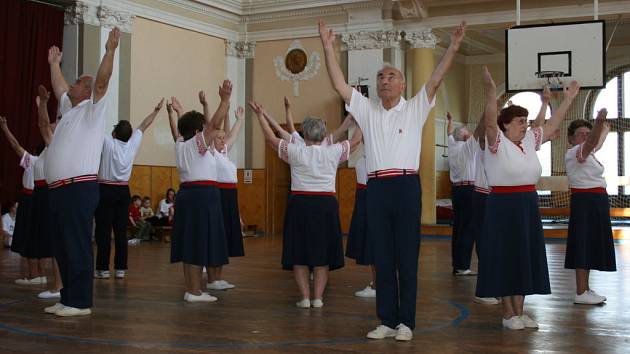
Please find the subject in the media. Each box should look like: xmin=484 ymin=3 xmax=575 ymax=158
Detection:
xmin=155 ymin=98 xmax=165 ymax=112
xmin=596 ymin=108 xmax=608 ymax=121
xmin=563 ymin=80 xmax=580 ymax=100
xmin=37 ymin=85 xmax=50 ymax=105
xmin=235 ymin=106 xmax=245 ymax=120
xmin=482 ymin=66 xmax=496 ymax=89
xmin=48 ymin=46 xmax=62 ymax=65
xmin=199 ymin=91 xmax=207 ymax=106
xmin=449 ymin=21 xmax=466 ymax=50
xmin=0 ymin=116 xmax=7 ymax=128
xmin=105 ymin=27 xmax=121 ymax=52
xmin=541 ymin=85 xmax=551 ymax=102
xmin=219 ymin=80 xmax=233 ymax=102
xmin=171 ymin=96 xmax=183 ymax=114
xmin=318 ymin=20 xmax=335 ymax=49
xmin=447 ymin=111 xmax=453 ymax=122
xmin=284 ymin=96 xmax=290 ymax=110
xmin=166 ymin=100 xmax=173 ymax=115
xmin=248 ymin=101 xmax=264 ymax=116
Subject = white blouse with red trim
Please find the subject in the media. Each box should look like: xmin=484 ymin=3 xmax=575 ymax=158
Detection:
xmin=19 ymin=152 xmax=39 ymax=190
xmin=215 ymin=148 xmax=238 ymax=184
xmin=483 ymin=127 xmax=543 ymax=187
xmin=565 ymin=143 xmax=606 ymax=189
xmin=290 ymin=131 xmax=333 ymax=147
xmin=33 ymin=148 xmax=47 ymax=182
xmin=472 ymin=137 xmax=489 ymax=193
xmin=355 ymin=156 xmax=367 ymax=185
xmin=278 ymin=139 xmax=350 ymax=193
xmin=175 ymin=132 xmax=217 ymax=183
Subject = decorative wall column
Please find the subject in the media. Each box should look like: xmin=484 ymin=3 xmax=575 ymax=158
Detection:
xmin=225 ymin=40 xmax=255 ymax=168
xmin=406 ymin=29 xmax=438 ymax=224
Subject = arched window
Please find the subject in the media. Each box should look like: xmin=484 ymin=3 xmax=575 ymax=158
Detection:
xmin=504 ymin=92 xmax=552 ymax=194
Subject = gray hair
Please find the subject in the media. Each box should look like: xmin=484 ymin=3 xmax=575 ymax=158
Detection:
xmin=377 ymin=62 xmax=406 ymax=83
xmin=301 ymin=116 xmax=327 ymax=143
xmin=453 ymin=126 xmax=469 ymax=141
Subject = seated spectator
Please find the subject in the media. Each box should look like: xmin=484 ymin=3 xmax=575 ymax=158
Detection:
xmin=128 ymin=195 xmax=152 ymax=241
xmin=168 ymin=203 xmax=175 ymax=226
xmin=2 ymin=201 xmax=17 ymax=247
xmin=140 ymin=197 xmax=154 ymax=220
xmin=152 ymin=188 xmax=175 ymax=226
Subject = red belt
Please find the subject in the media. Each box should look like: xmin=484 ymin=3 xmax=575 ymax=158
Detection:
xmin=181 ymin=180 xmax=217 ymax=187
xmin=49 ymin=174 xmax=98 ymax=189
xmin=291 ymin=191 xmax=335 ymax=196
xmin=367 ymin=169 xmax=418 ymax=179
xmin=491 ymin=185 xmax=536 ymax=193
xmin=99 ymin=180 xmax=129 ymax=186
xmin=474 ymin=186 xmax=490 ymax=194
xmin=22 ymin=188 xmax=33 ymax=195
xmin=34 ymin=180 xmax=47 ymax=187
xmin=356 ymin=183 xmax=367 ymax=190
xmin=571 ymin=187 xmax=607 ymax=194
xmin=454 ymin=181 xmax=474 ymax=186
xmin=216 ymin=182 xmax=237 ymax=189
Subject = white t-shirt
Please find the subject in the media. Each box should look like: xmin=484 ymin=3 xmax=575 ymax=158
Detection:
xmin=448 ymin=135 xmax=476 ymax=183
xmin=45 ymin=92 xmax=109 ymax=183
xmin=158 ymin=199 xmax=173 ymax=217
xmin=291 ymin=131 xmax=333 ymax=146
xmin=2 ymin=213 xmax=15 ymax=236
xmin=175 ymin=132 xmax=217 ymax=183
xmin=347 ymin=86 xmax=435 ymax=173
xmin=215 ymin=148 xmax=238 ymax=184
xmin=98 ymin=129 xmax=143 ymax=182
xmin=19 ymin=152 xmax=38 ymax=190
xmin=33 ymin=148 xmax=47 ymax=181
xmin=565 ymin=143 xmax=607 ymax=189
xmin=473 ymin=137 xmax=489 ymax=193
xmin=484 ymin=127 xmax=543 ymax=187
xmin=279 ymin=139 xmax=350 ymax=193
xmin=355 ymin=155 xmax=367 ymax=185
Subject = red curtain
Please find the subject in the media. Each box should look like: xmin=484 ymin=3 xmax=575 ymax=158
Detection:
xmin=0 ymin=0 xmax=64 ymax=207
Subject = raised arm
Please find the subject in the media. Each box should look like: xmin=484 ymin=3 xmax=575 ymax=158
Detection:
xmin=0 ymin=116 xmax=26 ymax=158
xmin=447 ymin=112 xmax=455 ymax=136
xmin=542 ymin=80 xmax=580 ymax=142
xmin=222 ymin=103 xmax=231 ymax=136
xmin=482 ymin=66 xmax=498 ymax=146
xmin=202 ymin=80 xmax=232 ymax=144
xmin=581 ymin=109 xmax=608 ymax=157
xmin=166 ymin=99 xmax=180 ymax=142
xmin=284 ymin=96 xmax=297 ymax=133
xmin=426 ymin=22 xmax=466 ymax=102
xmin=250 ymin=101 xmax=281 ymax=151
xmin=263 ymin=110 xmax=292 ymax=141
xmin=594 ymin=121 xmax=610 ymax=152
xmin=47 ymin=46 xmax=69 ymax=100
xmin=331 ymin=114 xmax=354 ymax=143
xmin=531 ymin=85 xmax=551 ymax=128
xmin=225 ymin=106 xmax=245 ymax=149
xmin=318 ymin=20 xmax=352 ymax=104
xmin=137 ymin=98 xmax=165 ymax=133
xmin=93 ymin=27 xmax=120 ymax=104
xmin=472 ymin=111 xmax=486 ymax=145
xmin=36 ymin=85 xmax=53 ymax=146
xmin=349 ymin=124 xmax=363 ymax=153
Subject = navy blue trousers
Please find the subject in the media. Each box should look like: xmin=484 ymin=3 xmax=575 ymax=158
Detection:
xmin=367 ymin=175 xmax=420 ymax=329
xmin=49 ymin=181 xmax=99 ymax=309
xmin=94 ymin=184 xmax=130 ymax=271
xmin=451 ymin=185 xmax=475 ymax=271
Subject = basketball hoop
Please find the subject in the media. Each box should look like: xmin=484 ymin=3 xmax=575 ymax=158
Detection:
xmin=535 ymin=70 xmax=565 ymax=90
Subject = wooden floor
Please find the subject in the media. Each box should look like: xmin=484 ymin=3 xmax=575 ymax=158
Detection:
xmin=0 ymin=235 xmax=628 ymax=353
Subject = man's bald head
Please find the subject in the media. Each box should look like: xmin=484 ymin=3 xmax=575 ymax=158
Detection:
xmin=376 ymin=64 xmax=406 ymax=103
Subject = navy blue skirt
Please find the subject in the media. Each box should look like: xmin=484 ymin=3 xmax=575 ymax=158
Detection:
xmin=345 ymin=188 xmax=373 ymax=265
xmin=471 ymin=191 xmax=488 ymax=258
xmin=282 ymin=194 xmax=344 ymax=271
xmin=10 ymin=192 xmax=33 ymax=256
xmin=171 ymin=184 xmax=228 ymax=267
xmin=565 ymin=192 xmax=616 ymax=271
xmin=475 ymin=191 xmax=551 ymax=297
xmin=23 ymin=185 xmax=53 ymax=259
xmin=219 ymin=187 xmax=244 ymax=257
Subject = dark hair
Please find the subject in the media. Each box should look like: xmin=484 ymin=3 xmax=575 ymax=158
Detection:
xmin=567 ymin=119 xmax=593 ymax=137
xmin=142 ymin=196 xmax=151 ymax=202
xmin=178 ymin=111 xmax=204 ymax=141
xmin=131 ymin=195 xmax=141 ymax=202
xmin=113 ymin=120 xmax=133 ymax=142
xmin=497 ymin=105 xmax=529 ymax=132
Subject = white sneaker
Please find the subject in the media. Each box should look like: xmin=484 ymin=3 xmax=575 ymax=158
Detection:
xmin=519 ymin=315 xmax=539 ymax=329
xmin=206 ymin=280 xmax=235 ymax=290
xmin=454 ymin=269 xmax=477 ymax=276
xmin=589 ymin=290 xmax=606 ymax=301
xmin=128 ymin=238 xmax=141 ymax=246
xmin=296 ymin=299 xmax=311 ymax=308
xmin=44 ymin=303 xmax=65 ymax=314
xmin=15 ymin=277 xmax=47 ymax=285
xmin=185 ymin=292 xmax=217 ymax=302
xmin=355 ymin=285 xmax=376 ymax=298
xmin=474 ymin=296 xmax=500 ymax=305
xmin=38 ymin=290 xmax=61 ymax=299
xmin=94 ymin=270 xmax=110 ymax=279
xmin=395 ymin=324 xmax=413 ymax=341
xmin=575 ymin=290 xmax=605 ymax=305
xmin=312 ymin=299 xmax=324 ymax=308
xmin=115 ymin=270 xmax=125 ymax=279
xmin=502 ymin=316 xmax=525 ymax=330
xmin=218 ymin=280 xmax=235 ymax=289
xmin=55 ymin=306 xmax=92 ymax=317
xmin=366 ymin=325 xmax=397 ymax=339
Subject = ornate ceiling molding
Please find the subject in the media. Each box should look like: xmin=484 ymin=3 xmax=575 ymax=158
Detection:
xmin=341 ymin=30 xmax=403 ymax=51
xmin=225 ymin=40 xmax=256 ymax=59
xmin=405 ymin=29 xmax=439 ymax=49
xmin=98 ymin=6 xmax=135 ymax=33
xmin=64 ymin=2 xmax=135 ymax=33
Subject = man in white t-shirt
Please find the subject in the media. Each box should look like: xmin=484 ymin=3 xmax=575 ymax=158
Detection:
xmin=319 ymin=20 xmax=465 ymax=341
xmin=2 ymin=202 xmax=17 ymax=247
xmin=43 ymin=27 xmax=120 ymax=317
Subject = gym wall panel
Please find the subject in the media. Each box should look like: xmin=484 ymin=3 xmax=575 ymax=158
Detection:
xmin=337 ymin=168 xmax=356 ymax=234
xmin=237 ymin=169 xmax=266 ymax=233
